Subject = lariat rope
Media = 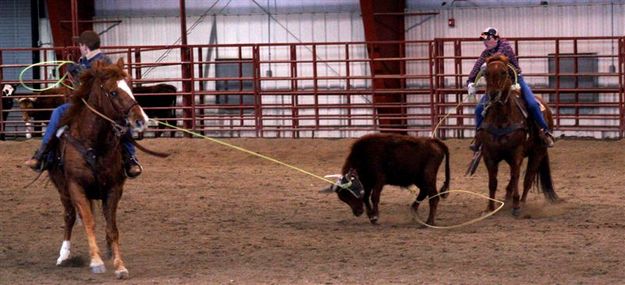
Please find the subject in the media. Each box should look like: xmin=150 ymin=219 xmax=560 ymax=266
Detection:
xmin=18 ymin=60 xmax=505 ymax=229
xmin=18 ymin=60 xmax=77 ymax=92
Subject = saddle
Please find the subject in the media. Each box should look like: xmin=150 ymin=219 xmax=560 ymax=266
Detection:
xmin=480 ymin=92 xmax=547 ymax=139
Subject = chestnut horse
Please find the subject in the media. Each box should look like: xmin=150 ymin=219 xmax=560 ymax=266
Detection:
xmin=47 ymin=59 xmax=149 ymax=278
xmin=477 ymin=55 xmax=558 ymax=215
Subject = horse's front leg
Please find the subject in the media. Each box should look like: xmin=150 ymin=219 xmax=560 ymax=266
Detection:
xmin=506 ymin=155 xmax=524 ymax=216
xmin=483 ymin=157 xmax=499 ymax=212
xmin=68 ymin=181 xmax=105 ymax=274
xmin=56 ymin=192 xmax=76 ymax=265
xmin=103 ymin=187 xmax=128 ymax=279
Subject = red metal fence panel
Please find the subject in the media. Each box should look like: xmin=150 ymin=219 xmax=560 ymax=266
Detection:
xmin=1 ymin=37 xmax=624 ymax=139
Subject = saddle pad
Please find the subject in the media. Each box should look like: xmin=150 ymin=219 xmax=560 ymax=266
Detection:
xmin=536 ymin=98 xmax=546 ymax=112
xmin=514 ymin=93 xmax=546 ymax=112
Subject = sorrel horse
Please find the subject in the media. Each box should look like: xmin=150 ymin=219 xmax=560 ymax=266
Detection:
xmin=477 ymin=55 xmax=558 ymax=215
xmin=47 ymin=58 xmax=149 ymax=278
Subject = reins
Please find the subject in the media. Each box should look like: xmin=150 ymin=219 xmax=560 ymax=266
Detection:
xmin=80 ymin=98 xmax=129 ymax=137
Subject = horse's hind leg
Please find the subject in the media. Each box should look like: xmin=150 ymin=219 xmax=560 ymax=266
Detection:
xmin=522 ymin=153 xmax=541 ymax=203
xmin=56 ymin=193 xmax=76 ymax=265
xmin=103 ymin=187 xmax=128 ymax=279
xmin=68 ymin=182 xmax=106 ymax=274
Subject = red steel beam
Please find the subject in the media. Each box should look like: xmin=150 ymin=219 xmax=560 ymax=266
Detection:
xmin=46 ymin=0 xmax=94 ymax=59
xmin=179 ymin=0 xmax=193 ymax=133
xmin=360 ymin=0 xmax=407 ymax=134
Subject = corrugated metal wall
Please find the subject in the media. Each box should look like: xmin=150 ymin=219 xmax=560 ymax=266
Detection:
xmin=406 ymin=3 xmax=624 ymax=85
xmin=93 ymin=7 xmax=370 ymax=138
xmin=88 ymin=1 xmax=624 ymax=138
xmin=0 ymin=0 xmax=33 ymax=81
xmin=406 ymin=3 xmax=625 ymax=138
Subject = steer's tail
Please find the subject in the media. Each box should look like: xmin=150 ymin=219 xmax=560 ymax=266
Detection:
xmin=433 ymin=138 xmax=450 ymax=198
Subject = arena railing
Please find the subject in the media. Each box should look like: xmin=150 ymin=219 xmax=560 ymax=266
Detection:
xmin=1 ymin=37 xmax=624 ymax=139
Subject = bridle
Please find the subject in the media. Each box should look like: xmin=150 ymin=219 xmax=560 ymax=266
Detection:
xmin=80 ymin=82 xmax=140 ymax=137
xmin=485 ymin=60 xmax=517 ymax=105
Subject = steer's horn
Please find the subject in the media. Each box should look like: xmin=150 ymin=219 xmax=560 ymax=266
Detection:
xmin=319 ymin=186 xmax=334 ymax=193
xmin=324 ymin=174 xmax=342 ymax=180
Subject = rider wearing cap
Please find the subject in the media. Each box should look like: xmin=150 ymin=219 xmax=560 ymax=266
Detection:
xmin=24 ymin=30 xmax=143 ymax=178
xmin=467 ymin=27 xmax=555 ymax=151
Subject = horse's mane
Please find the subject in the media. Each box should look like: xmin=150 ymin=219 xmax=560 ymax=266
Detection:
xmin=60 ymin=61 xmax=127 ymax=126
xmin=486 ymin=54 xmax=509 ymax=65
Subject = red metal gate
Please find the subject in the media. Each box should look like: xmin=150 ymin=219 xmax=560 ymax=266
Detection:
xmin=1 ymin=37 xmax=624 ymax=139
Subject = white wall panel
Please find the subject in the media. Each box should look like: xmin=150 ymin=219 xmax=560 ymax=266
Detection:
xmin=406 ymin=3 xmax=624 ymax=138
xmin=406 ymin=3 xmax=624 ymax=82
xmin=95 ymin=10 xmax=367 ymax=138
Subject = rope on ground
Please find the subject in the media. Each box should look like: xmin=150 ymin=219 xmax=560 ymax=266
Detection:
xmin=422 ymin=70 xmax=506 ymax=229
xmin=153 ymin=119 xmax=505 ymax=229
xmin=408 ymin=189 xmax=505 ymax=229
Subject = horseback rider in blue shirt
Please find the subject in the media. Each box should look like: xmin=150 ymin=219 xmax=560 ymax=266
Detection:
xmin=467 ymin=27 xmax=555 ymax=151
xmin=24 ymin=30 xmax=143 ymax=178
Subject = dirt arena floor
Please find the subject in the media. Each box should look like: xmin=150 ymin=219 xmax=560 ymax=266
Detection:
xmin=1 ymin=137 xmax=624 ymax=284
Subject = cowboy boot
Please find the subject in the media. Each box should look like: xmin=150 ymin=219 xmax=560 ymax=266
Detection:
xmin=469 ymin=134 xmax=481 ymax=152
xmin=540 ymin=129 xmax=555 ymax=148
xmin=124 ymin=155 xmax=143 ymax=178
xmin=24 ymin=144 xmax=47 ymax=171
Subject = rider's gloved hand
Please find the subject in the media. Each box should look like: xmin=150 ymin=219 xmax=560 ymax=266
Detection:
xmin=467 ymin=82 xmax=477 ymax=102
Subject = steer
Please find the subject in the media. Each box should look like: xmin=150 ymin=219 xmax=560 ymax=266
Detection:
xmin=1 ymin=84 xmax=16 ymax=140
xmin=323 ymin=133 xmax=450 ymax=225
xmin=15 ymin=87 xmax=68 ymax=138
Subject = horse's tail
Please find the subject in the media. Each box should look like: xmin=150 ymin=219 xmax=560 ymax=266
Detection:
xmin=433 ymin=138 xmax=451 ymax=198
xmin=537 ymin=152 xmax=558 ymax=202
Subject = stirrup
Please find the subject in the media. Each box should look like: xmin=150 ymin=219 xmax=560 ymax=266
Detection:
xmin=24 ymin=158 xmax=43 ymax=171
xmin=125 ymin=157 xmax=143 ymax=178
xmin=469 ymin=143 xmax=481 ymax=152
xmin=541 ymin=130 xmax=555 ymax=148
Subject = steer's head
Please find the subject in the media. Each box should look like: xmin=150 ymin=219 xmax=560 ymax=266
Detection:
xmin=2 ymin=83 xmax=16 ymax=97
xmin=321 ymin=169 xmax=365 ymax=217
xmin=16 ymin=97 xmax=36 ymax=121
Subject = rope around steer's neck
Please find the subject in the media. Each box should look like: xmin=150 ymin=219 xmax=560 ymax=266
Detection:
xmin=155 ymin=119 xmax=503 ymax=229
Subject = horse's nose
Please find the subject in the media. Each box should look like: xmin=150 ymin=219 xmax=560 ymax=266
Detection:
xmin=134 ymin=119 xmax=145 ymax=131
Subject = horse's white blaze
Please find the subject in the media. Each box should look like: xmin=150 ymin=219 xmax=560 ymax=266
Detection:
xmin=116 ymin=80 xmax=149 ymax=126
xmin=56 ymin=240 xmax=71 ymax=265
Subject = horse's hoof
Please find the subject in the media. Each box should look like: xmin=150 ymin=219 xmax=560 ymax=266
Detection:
xmin=56 ymin=256 xmax=70 ymax=266
xmin=369 ymin=216 xmax=379 ymax=224
xmin=91 ymin=264 xmax=106 ymax=274
xmin=512 ymin=208 xmax=521 ymax=217
xmin=115 ymin=268 xmax=129 ymax=279
xmin=56 ymin=253 xmax=71 ymax=266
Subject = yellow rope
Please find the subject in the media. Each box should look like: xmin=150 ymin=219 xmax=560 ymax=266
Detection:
xmin=429 ymin=70 xmax=483 ymax=138
xmin=408 ymin=189 xmax=505 ymax=229
xmin=153 ymin=120 xmax=337 ymax=186
xmin=18 ymin=60 xmax=76 ymax=92
xmin=153 ymin=119 xmax=505 ymax=229
xmin=424 ymin=70 xmax=506 ymax=228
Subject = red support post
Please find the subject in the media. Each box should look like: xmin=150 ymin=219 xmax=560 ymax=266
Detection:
xmin=179 ymin=0 xmax=193 ymax=134
xmin=290 ymin=44 xmax=299 ymax=138
xmin=0 ymin=50 xmax=4 ymax=139
xmin=359 ymin=0 xmax=407 ymax=134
